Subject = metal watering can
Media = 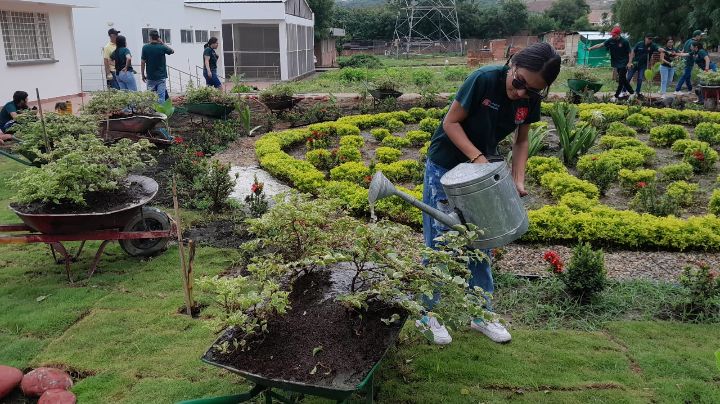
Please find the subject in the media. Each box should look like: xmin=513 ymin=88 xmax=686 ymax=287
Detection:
xmin=369 ymin=161 xmax=528 ymax=249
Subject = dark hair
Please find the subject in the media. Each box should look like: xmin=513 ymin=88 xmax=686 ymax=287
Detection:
xmin=13 ymin=91 xmax=28 ymax=104
xmin=116 ymin=35 xmax=127 ymax=48
xmin=509 ymin=43 xmax=561 ymax=86
xmin=693 ymin=41 xmax=703 ymax=49
xmin=150 ymin=30 xmax=160 ymax=40
xmin=205 ymin=37 xmax=218 ymax=49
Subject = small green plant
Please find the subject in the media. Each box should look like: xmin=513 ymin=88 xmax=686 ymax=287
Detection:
xmin=546 ymin=243 xmax=607 ymax=302
xmin=330 ymin=161 xmax=371 ymax=185
xmin=540 ymin=171 xmax=599 ymax=200
xmin=694 ymin=122 xmax=720 ymax=145
xmin=618 ymin=168 xmax=657 ymax=193
xmin=412 ymin=68 xmax=435 ymax=87
xmin=526 ymin=156 xmax=567 ymax=183
xmin=185 ymin=85 xmax=236 ymax=106
xmin=405 ymin=130 xmax=431 ymax=146
xmin=697 ymin=70 xmax=720 ymax=85
xmin=381 ymin=135 xmax=411 ymax=149
xmin=259 ymin=83 xmax=295 ymax=103
xmin=443 ymin=66 xmax=469 ymax=81
xmin=683 ymin=143 xmax=718 ymax=173
xmin=305 ymin=129 xmax=331 ymax=150
xmin=630 ymin=182 xmax=681 ymax=217
xmin=659 ymin=162 xmax=694 ymax=181
xmin=370 ymin=128 xmax=391 ymax=141
xmin=336 ymin=145 xmax=362 ymax=163
xmin=550 ymin=103 xmax=599 ymax=166
xmin=384 ymin=118 xmax=404 ymax=132
xmin=626 ymin=113 xmax=652 ymax=131
xmin=375 ymin=146 xmax=403 ymax=164
xmin=577 ymin=155 xmax=622 ymax=195
xmin=649 ymin=124 xmax=689 ymax=147
xmin=230 ymin=73 xmax=256 ymax=93
xmin=665 ymin=181 xmax=698 ymax=208
xmin=338 ymin=135 xmax=365 ymax=149
xmin=245 ymin=175 xmax=269 ymax=218
xmin=375 ymin=160 xmax=422 ymax=183
xmin=605 ymin=122 xmax=637 ymax=137
xmin=306 ymin=149 xmax=336 ymax=171
xmin=709 ymin=189 xmax=720 ymax=215
xmin=419 ymin=117 xmax=440 ymax=133
xmin=569 ymin=66 xmax=600 ymax=82
xmin=676 ymin=263 xmax=720 ymax=321
xmin=373 ymin=74 xmax=401 ymax=92
xmin=195 ymin=159 xmax=238 ymax=212
xmin=84 ymin=90 xmax=159 ymax=117
xmin=11 ymin=113 xmax=98 ymax=160
xmin=337 ymin=54 xmax=382 ymax=69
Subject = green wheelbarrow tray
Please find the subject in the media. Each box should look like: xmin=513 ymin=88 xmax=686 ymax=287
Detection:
xmin=179 ymin=317 xmax=407 ymax=404
xmin=0 ymin=141 xmax=42 ymax=167
xmin=186 ymin=103 xmax=235 ymax=119
xmin=567 ymin=79 xmax=603 ymax=95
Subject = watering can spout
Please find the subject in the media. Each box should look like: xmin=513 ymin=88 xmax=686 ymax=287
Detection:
xmin=368 ymin=171 xmax=462 ymax=228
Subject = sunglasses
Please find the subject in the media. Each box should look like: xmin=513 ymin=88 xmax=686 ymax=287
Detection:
xmin=511 ymin=68 xmax=549 ymax=99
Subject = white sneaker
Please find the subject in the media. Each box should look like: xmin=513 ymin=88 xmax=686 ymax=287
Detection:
xmin=674 ymin=91 xmax=682 ymax=95
xmin=415 ymin=315 xmax=452 ymax=345
xmin=471 ymin=319 xmax=512 ymax=343
xmin=609 ymin=96 xmax=617 ymax=102
xmin=620 ymin=91 xmax=629 ymax=98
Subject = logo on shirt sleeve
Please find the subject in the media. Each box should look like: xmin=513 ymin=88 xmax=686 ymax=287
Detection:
xmin=514 ymin=107 xmax=529 ymax=124
xmin=481 ymin=98 xmax=500 ymax=111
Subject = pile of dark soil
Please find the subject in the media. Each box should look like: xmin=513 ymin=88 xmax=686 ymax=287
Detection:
xmin=204 ymin=270 xmax=405 ymax=390
xmin=183 ymin=219 xmax=250 ymax=249
xmin=12 ymin=182 xmax=147 ymax=215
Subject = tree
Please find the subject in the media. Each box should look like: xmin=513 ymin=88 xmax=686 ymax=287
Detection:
xmin=612 ymin=0 xmax=691 ymax=43
xmin=333 ymin=6 xmax=397 ymax=40
xmin=545 ymin=0 xmax=590 ymax=29
xmin=688 ymin=0 xmax=720 ymax=45
xmin=528 ymin=13 xmax=558 ymax=34
xmin=499 ymin=0 xmax=529 ymax=35
xmin=571 ymin=15 xmax=592 ymax=31
xmin=308 ymin=0 xmax=335 ymax=39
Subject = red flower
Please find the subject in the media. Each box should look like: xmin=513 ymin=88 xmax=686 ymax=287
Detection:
xmin=543 ymin=250 xmax=564 ymax=274
xmin=363 ymin=175 xmax=373 ymax=184
xmin=692 ymin=150 xmax=705 ymax=161
xmin=174 ymin=136 xmax=185 ymax=144
xmin=195 ymin=151 xmax=205 ymax=157
xmin=591 ymin=156 xmax=598 ymax=161
xmin=636 ymin=181 xmax=647 ymax=189
xmin=251 ymin=182 xmax=264 ymax=194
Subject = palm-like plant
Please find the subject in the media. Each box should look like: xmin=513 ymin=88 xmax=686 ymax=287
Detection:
xmin=549 ymin=103 xmax=599 ymax=166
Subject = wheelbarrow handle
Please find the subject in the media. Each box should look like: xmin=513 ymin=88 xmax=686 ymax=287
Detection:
xmin=0 ymin=148 xmax=33 ymax=166
xmin=176 ymin=384 xmax=266 ymax=404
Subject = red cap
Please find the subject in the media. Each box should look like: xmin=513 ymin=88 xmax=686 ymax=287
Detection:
xmin=610 ymin=27 xmax=621 ymax=36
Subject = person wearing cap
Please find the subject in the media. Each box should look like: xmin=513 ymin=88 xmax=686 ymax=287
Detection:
xmin=626 ymin=33 xmax=660 ymax=97
xmin=141 ymin=30 xmax=174 ymax=102
xmin=104 ymin=28 xmax=121 ymax=90
xmin=588 ymin=26 xmax=633 ymax=101
xmin=691 ymin=41 xmax=717 ymax=104
xmin=675 ymin=30 xmax=704 ymax=94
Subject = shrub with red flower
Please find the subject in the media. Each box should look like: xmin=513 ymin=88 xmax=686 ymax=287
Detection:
xmin=245 ymin=175 xmax=268 ymax=217
xmin=691 ymin=150 xmax=705 ymax=162
xmin=174 ymin=136 xmax=185 ymax=144
xmin=636 ymin=181 xmax=647 ymax=189
xmin=195 ymin=151 xmax=205 ymax=158
xmin=543 ymin=250 xmax=564 ymax=274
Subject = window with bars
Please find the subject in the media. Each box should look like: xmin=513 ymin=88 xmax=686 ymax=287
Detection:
xmin=160 ymin=29 xmax=171 ymax=44
xmin=195 ymin=30 xmax=208 ymax=44
xmin=142 ymin=28 xmax=171 ymax=44
xmin=0 ymin=10 xmax=54 ymax=63
xmin=181 ymin=30 xmax=193 ymax=44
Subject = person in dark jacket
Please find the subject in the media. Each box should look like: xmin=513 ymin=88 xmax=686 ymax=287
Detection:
xmin=203 ymin=37 xmax=222 ymax=88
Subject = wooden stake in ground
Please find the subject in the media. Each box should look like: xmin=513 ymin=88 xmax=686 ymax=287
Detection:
xmin=34 ymin=88 xmax=51 ymax=152
xmin=172 ymin=175 xmax=193 ymax=315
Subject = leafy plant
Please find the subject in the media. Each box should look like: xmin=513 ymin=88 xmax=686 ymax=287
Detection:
xmin=336 ymin=145 xmax=362 ymax=163
xmin=370 ymin=128 xmax=390 ymax=141
xmin=381 ymin=135 xmax=411 ymax=149
xmin=630 ymin=182 xmax=681 ymax=217
xmin=405 ymin=130 xmax=431 ymax=147
xmin=337 ymin=54 xmax=382 ymax=69
xmin=245 ymin=175 xmax=269 ymax=218
xmin=697 ymin=70 xmax=720 ymax=85
xmin=649 ymin=124 xmax=689 ymax=147
xmin=11 ymin=113 xmax=98 ymax=160
xmin=540 ymin=171 xmax=599 ymax=200
xmin=194 ymin=159 xmax=238 ymax=212
xmin=549 ymin=103 xmax=599 ymax=166
xmin=665 ymin=181 xmax=698 ymax=208
xmin=185 ymin=85 xmax=236 ymax=106
xmin=339 ymin=135 xmax=364 ymax=149
xmin=526 ymin=156 xmax=567 ymax=183
xmin=330 ymin=162 xmax=370 ymax=185
xmin=709 ymin=189 xmax=720 ymax=215
xmin=605 ymin=122 xmax=637 ymax=137
xmin=556 ymin=243 xmax=607 ymax=302
xmin=259 ymin=84 xmax=295 ymax=103
xmin=374 ymin=160 xmax=422 ymax=183
xmin=373 ymin=74 xmax=401 ymax=92
xmin=659 ymin=162 xmax=694 ymax=181
xmin=683 ymin=143 xmax=718 ymax=173
xmin=676 ymin=264 xmax=720 ymax=321
xmin=618 ymin=169 xmax=657 ymax=193
xmin=375 ymin=146 xmax=403 ymax=164
xmin=577 ymin=154 xmax=621 ymax=195
xmin=84 ymin=90 xmax=158 ymax=117
xmin=384 ymin=118 xmax=404 ymax=132
xmin=306 ymin=148 xmax=336 ymax=171
xmin=694 ymin=122 xmax=720 ymax=145
xmin=12 ymin=135 xmax=154 ymax=206
xmin=569 ymin=67 xmax=600 ymax=82
xmin=419 ymin=117 xmax=440 ymax=133
xmin=626 ymin=113 xmax=652 ymax=131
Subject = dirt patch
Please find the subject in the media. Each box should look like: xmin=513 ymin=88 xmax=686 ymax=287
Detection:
xmin=204 ymin=270 xmax=405 ymax=390
xmin=183 ymin=219 xmax=250 ymax=249
xmin=215 ymin=136 xmax=262 ymax=167
xmin=136 ymin=151 xmax=174 ymax=207
xmin=12 ymin=182 xmax=147 ymax=215
xmin=177 ymin=303 xmax=208 ymax=319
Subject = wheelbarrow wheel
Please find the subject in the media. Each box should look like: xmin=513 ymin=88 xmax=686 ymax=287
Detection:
xmin=120 ymin=207 xmax=171 ymax=257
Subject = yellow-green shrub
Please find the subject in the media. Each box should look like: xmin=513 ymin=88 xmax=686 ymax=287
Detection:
xmin=694 ymin=122 xmax=720 ymax=145
xmin=371 ymin=128 xmax=391 ymax=141
xmin=425 ymin=107 xmax=448 ymax=119
xmin=306 ymin=149 xmax=335 ymax=171
xmin=578 ymin=104 xmax=628 ymax=122
xmin=408 ymin=107 xmax=428 ymax=121
xmin=671 ymin=139 xmax=707 ymax=154
xmin=576 ymin=154 xmax=622 ymax=194
xmin=308 ymin=122 xmax=360 ymax=137
xmin=659 ymin=162 xmax=694 ymax=181
xmin=419 ymin=141 xmax=430 ymax=160
xmin=337 ymin=111 xmax=413 ymax=129
xmin=336 ymin=145 xmax=362 ymax=163
xmin=375 ymin=146 xmax=403 ymax=163
xmin=665 ymin=181 xmax=698 ymax=207
xmin=375 ymin=160 xmax=422 ymax=183
xmin=626 ymin=113 xmax=653 ymax=130
xmin=603 ymin=148 xmax=648 ymax=167
xmin=710 ymin=189 xmax=720 ymax=215
xmin=683 ymin=142 xmax=719 ymax=173
xmin=618 ymin=168 xmax=657 ymax=192
xmin=330 ymin=162 xmax=370 ymax=185
xmin=339 ymin=135 xmax=365 ymax=148
xmin=526 ymin=156 xmax=567 ymax=183
xmin=384 ymin=118 xmax=405 ymax=132
xmin=599 ymin=135 xmax=645 ymax=150
xmin=406 ymin=130 xmax=431 ymax=146
xmin=381 ymin=135 xmax=411 ymax=148
xmin=419 ymin=117 xmax=441 ymax=133
xmin=649 ymin=124 xmax=689 ymax=147
xmin=540 ymin=172 xmax=599 ymax=200
xmin=605 ymin=122 xmax=637 ymax=137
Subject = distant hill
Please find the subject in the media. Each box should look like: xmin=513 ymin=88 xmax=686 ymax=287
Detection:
xmin=335 ymin=0 xmax=499 ymax=9
xmin=334 ymin=0 xmax=612 ymax=11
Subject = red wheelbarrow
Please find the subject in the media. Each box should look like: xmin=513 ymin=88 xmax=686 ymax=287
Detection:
xmin=0 ymin=175 xmax=174 ymax=282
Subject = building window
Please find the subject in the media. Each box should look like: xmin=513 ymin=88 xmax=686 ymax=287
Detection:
xmin=181 ymin=29 xmax=193 ymax=43
xmin=195 ymin=30 xmax=208 ymax=44
xmin=0 ymin=10 xmax=54 ymax=62
xmin=222 ymin=23 xmax=280 ymax=80
xmin=142 ymin=28 xmax=171 ymax=44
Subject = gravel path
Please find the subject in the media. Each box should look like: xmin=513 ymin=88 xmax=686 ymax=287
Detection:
xmin=495 ymin=243 xmax=720 ymax=282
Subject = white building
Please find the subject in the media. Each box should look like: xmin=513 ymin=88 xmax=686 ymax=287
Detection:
xmin=186 ymin=0 xmax=315 ymax=81
xmin=0 ymin=0 xmax=93 ymax=101
xmin=72 ymin=0 xmax=223 ymax=92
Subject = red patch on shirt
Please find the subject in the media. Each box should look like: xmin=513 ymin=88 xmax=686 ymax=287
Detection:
xmin=515 ymin=107 xmax=529 ymax=123
xmin=482 ymin=98 xmax=491 ymax=107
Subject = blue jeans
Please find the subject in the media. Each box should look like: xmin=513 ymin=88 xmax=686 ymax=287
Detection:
xmin=146 ymin=79 xmax=167 ymax=103
xmin=2 ymin=120 xmax=16 ymax=133
xmin=107 ymin=71 xmax=120 ymax=90
xmin=676 ymin=64 xmax=693 ymax=92
xmin=626 ymin=65 xmax=646 ymax=94
xmin=659 ymin=65 xmax=675 ymax=94
xmin=422 ymin=159 xmax=494 ymax=311
xmin=204 ymin=68 xmax=221 ymax=88
xmin=116 ymin=71 xmax=137 ymax=91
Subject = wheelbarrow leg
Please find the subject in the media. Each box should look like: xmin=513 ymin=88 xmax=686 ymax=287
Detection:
xmin=49 ymin=242 xmax=73 ymax=283
xmin=88 ymin=240 xmax=112 ymax=279
xmin=176 ymin=383 xmax=266 ymax=404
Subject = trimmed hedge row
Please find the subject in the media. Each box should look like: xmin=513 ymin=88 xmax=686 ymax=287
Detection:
xmin=541 ymin=102 xmax=720 ymax=125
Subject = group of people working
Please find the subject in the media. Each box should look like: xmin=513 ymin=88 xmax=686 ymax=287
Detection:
xmin=590 ymin=27 xmax=716 ymax=102
xmin=103 ymin=28 xmax=222 ymax=101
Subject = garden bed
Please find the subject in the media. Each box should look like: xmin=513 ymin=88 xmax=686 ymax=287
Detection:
xmin=204 ymin=268 xmax=405 ymax=389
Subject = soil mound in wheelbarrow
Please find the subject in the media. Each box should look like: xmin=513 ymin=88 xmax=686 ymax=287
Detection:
xmin=205 ymin=266 xmax=406 ymax=390
xmin=12 ymin=182 xmax=147 ymax=215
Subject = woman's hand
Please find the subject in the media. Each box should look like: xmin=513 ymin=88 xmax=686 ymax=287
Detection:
xmin=472 ymin=155 xmax=489 ymax=164
xmin=515 ymin=180 xmax=528 ymax=197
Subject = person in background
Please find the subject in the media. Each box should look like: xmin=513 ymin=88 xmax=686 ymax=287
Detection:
xmin=658 ymin=38 xmax=678 ymax=98
xmin=141 ymin=30 xmax=174 ymax=102
xmin=626 ymin=33 xmax=660 ymax=98
xmin=675 ymin=30 xmax=705 ymax=95
xmin=692 ymin=42 xmax=717 ymax=104
xmin=587 ymin=26 xmax=632 ymax=101
xmin=104 ymin=28 xmax=121 ymax=90
xmin=0 ymin=91 xmax=29 ymax=134
xmin=203 ymin=37 xmax=222 ymax=89
xmin=418 ymin=43 xmax=561 ymax=345
xmin=111 ymin=35 xmax=137 ymax=91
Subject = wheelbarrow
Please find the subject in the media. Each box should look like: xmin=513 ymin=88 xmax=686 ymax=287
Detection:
xmin=567 ymin=79 xmax=603 ymax=103
xmin=186 ymin=103 xmax=235 ymax=119
xmin=99 ymin=113 xmax=174 ymax=145
xmin=0 ymin=137 xmax=42 ymax=166
xmin=698 ymin=85 xmax=720 ymax=111
xmin=0 ymin=175 xmax=174 ymax=282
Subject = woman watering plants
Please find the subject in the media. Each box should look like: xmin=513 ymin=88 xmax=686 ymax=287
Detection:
xmin=203 ymin=37 xmax=222 ymax=89
xmin=417 ymin=42 xmax=561 ymax=345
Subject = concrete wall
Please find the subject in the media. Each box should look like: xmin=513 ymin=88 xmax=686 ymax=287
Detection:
xmin=0 ymin=2 xmax=82 ymax=100
xmin=73 ymin=0 xmax=222 ymax=92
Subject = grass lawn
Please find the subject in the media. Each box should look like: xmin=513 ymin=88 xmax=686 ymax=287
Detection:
xmin=1 ymin=157 xmax=719 ymax=403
